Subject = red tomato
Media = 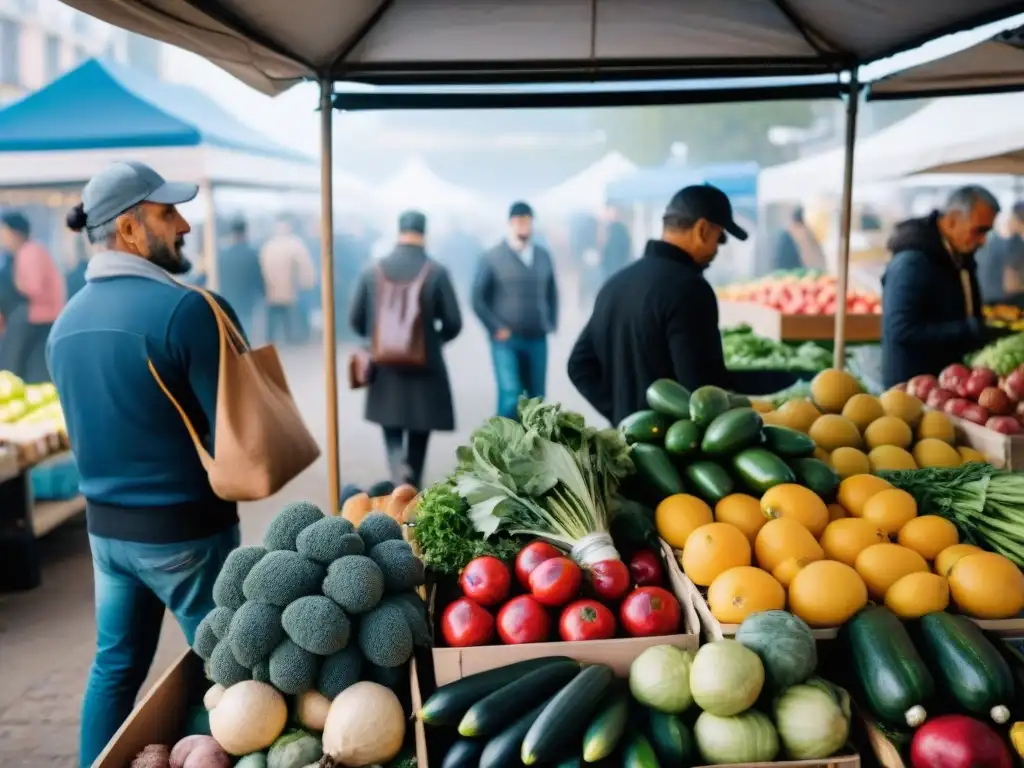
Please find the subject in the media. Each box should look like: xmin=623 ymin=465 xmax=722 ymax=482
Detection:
xmin=441 ymin=598 xmax=494 ymax=647
xmin=619 ymin=586 xmax=681 ymax=637
xmin=460 ymin=556 xmax=511 ymax=606
xmin=515 ymin=541 xmax=562 ymax=588
xmin=496 ymin=595 xmax=551 ymax=644
xmin=528 ymin=557 xmax=582 ymax=607
xmin=589 ymin=559 xmax=631 ymax=600
xmin=559 ymin=599 xmax=616 ymax=642
xmin=628 ymin=550 xmax=664 ymax=587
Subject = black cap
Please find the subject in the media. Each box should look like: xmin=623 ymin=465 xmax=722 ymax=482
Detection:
xmin=664 ymin=184 xmax=747 ymax=242
xmin=398 ymin=209 xmax=427 ymax=234
xmin=509 ymin=201 xmax=534 ymax=219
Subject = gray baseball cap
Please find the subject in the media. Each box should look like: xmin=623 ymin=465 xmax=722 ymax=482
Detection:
xmin=81 ymin=161 xmax=198 ymax=228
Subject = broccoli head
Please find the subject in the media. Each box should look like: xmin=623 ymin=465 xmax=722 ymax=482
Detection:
xmin=227 ymin=600 xmax=284 ymax=667
xmin=242 ymin=550 xmax=325 ymax=608
xmin=321 ymin=555 xmax=385 ymax=614
xmin=263 ymin=501 xmax=325 ymax=551
xmin=317 ymin=646 xmax=363 ymax=700
xmin=193 ymin=613 xmax=219 ymax=661
xmin=212 ymin=545 xmax=267 ymax=609
xmin=295 ymin=517 xmax=361 ymax=565
xmin=208 ymin=640 xmax=251 ymax=688
xmin=357 ymin=513 xmax=404 ymax=550
xmin=357 ymin=602 xmax=414 ymax=669
xmin=368 ymin=539 xmax=425 ymax=592
xmin=282 ymin=595 xmax=351 ymax=656
xmin=252 ymin=658 xmax=271 ymax=684
xmin=207 ymin=606 xmax=235 ymax=641
xmin=383 ymin=592 xmax=431 ymax=647
xmin=268 ymin=638 xmax=321 ymax=695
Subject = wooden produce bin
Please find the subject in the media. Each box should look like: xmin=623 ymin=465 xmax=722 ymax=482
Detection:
xmin=718 ymin=301 xmax=881 ymax=343
xmin=942 ymin=411 xmax=1024 ymax=470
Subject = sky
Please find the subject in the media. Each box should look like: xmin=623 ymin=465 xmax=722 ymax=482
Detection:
xmin=161 ymin=11 xmax=1024 ymax=164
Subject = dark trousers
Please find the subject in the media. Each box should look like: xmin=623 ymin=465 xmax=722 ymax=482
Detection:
xmin=266 ymin=304 xmax=296 ymax=345
xmin=382 ymin=427 xmax=430 ymax=488
xmin=491 ymin=335 xmax=548 ymax=419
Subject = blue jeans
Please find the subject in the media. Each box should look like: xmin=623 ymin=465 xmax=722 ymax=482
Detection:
xmin=492 ymin=335 xmax=548 ymax=419
xmin=80 ymin=526 xmax=240 ymax=767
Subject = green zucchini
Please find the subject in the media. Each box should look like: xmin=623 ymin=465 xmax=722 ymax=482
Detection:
xmin=441 ymin=738 xmax=486 ymax=768
xmin=631 ymin=444 xmax=685 ymax=500
xmin=917 ymin=612 xmax=1015 ymax=724
xmin=582 ymin=688 xmax=631 ymax=762
xmin=459 ymin=659 xmax=582 ymax=736
xmin=620 ymin=410 xmax=674 ymax=445
xmin=556 ymin=757 xmax=583 ymax=768
xmin=664 ymin=420 xmax=701 ymax=457
xmin=843 ymin=606 xmax=935 ymax=727
xmin=420 ymin=657 xmax=572 ymax=725
xmin=646 ymin=710 xmax=693 ymax=766
xmin=646 ymin=379 xmax=691 ymax=419
xmin=622 ymin=732 xmax=661 ymax=768
xmin=682 ymin=461 xmax=735 ymax=504
xmin=479 ymin=697 xmax=555 ymax=768
xmin=521 ymin=664 xmax=615 ymax=765
xmin=689 ymin=386 xmax=731 ymax=428
xmin=762 ymin=425 xmax=816 ymax=457
xmin=700 ymin=408 xmax=764 ymax=456
xmin=788 ymin=457 xmax=840 ymax=500
xmin=732 ymin=447 xmax=797 ymax=494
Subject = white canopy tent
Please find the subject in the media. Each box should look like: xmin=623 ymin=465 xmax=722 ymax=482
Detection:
xmin=375 ymin=157 xmax=488 ymax=221
xmin=534 ymin=151 xmax=637 ymax=214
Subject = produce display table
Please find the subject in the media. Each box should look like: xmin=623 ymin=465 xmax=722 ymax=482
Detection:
xmin=719 ymin=301 xmax=881 ymax=343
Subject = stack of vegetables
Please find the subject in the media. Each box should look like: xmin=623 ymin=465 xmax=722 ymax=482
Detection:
xmin=897 ymin=364 xmax=1024 ymax=436
xmin=716 ymin=269 xmax=881 ymax=315
xmin=984 ymin=304 xmax=1024 ymax=332
xmin=420 ymin=609 xmax=853 ymax=767
xmin=721 ymin=326 xmax=833 ymax=372
xmin=969 ymin=331 xmax=1024 ymax=375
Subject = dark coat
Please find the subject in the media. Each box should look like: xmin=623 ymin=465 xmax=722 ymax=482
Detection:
xmin=349 ymin=245 xmax=462 ymax=432
xmin=881 ymin=212 xmax=986 ymax=388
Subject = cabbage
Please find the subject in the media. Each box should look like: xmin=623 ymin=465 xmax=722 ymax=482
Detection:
xmin=629 ymin=645 xmax=695 ymax=714
xmin=267 ymin=730 xmax=322 ymax=768
xmin=773 ymin=678 xmax=851 ymax=759
xmin=689 ymin=639 xmax=764 ymax=716
xmin=694 ymin=710 xmax=779 ymax=764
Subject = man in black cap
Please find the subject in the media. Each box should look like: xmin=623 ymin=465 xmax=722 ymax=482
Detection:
xmin=473 ymin=201 xmax=559 ymax=419
xmin=568 ymin=184 xmax=744 ymax=425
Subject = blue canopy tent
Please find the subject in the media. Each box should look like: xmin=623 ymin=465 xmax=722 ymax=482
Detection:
xmin=0 ymin=58 xmax=318 ymax=288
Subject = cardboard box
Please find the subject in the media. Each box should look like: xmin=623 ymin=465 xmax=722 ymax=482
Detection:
xmin=942 ymin=411 xmax=1024 ymax=470
xmin=718 ymin=301 xmax=881 ymax=343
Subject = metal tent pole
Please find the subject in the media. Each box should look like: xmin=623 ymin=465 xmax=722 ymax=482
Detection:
xmin=202 ymin=181 xmax=219 ymax=291
xmin=319 ymin=79 xmax=340 ymax=514
xmin=833 ymin=72 xmax=860 ymax=370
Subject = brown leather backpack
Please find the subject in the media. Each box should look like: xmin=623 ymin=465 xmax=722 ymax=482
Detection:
xmin=371 ymin=261 xmax=433 ymax=367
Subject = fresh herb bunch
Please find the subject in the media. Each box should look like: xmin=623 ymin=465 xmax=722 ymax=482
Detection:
xmin=410 ymin=481 xmax=521 ymax=574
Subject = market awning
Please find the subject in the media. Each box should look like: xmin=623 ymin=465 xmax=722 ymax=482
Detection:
xmin=870 ymin=23 xmax=1024 ymax=100
xmin=59 ymin=0 xmax=1024 ymax=94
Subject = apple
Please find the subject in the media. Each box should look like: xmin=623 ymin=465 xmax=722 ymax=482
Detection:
xmin=907 ymin=375 xmax=938 ymax=401
xmin=926 ymin=388 xmax=956 ymax=410
xmin=986 ymin=415 xmax=1021 ymax=435
xmin=979 ymin=386 xmax=1012 ymax=416
xmin=939 ymin=363 xmax=971 ymax=391
xmin=943 ymin=397 xmax=972 ymax=417
xmin=961 ymin=403 xmax=991 ymax=425
xmin=1003 ymin=369 xmax=1024 ymax=402
xmin=963 ymin=370 xmax=994 ymax=401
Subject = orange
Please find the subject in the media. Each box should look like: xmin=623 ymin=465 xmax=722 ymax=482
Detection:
xmin=754 ymin=517 xmax=824 ymax=573
xmin=827 ymin=503 xmax=847 ymax=521
xmin=788 ymin=560 xmax=868 ymax=627
xmin=855 ymin=543 xmax=929 ymax=600
xmin=819 ymin=518 xmax=887 ymax=567
xmin=714 ymin=494 xmax=767 ymax=544
xmin=681 ymin=522 xmax=752 ymax=587
xmin=861 ymin=488 xmax=918 ymax=535
xmin=884 ymin=572 xmax=950 ymax=619
xmin=760 ymin=484 xmax=829 ymax=538
xmin=898 ymin=515 xmax=959 ymax=561
xmin=836 ymin=474 xmax=892 ymax=517
xmin=655 ymin=494 xmax=712 ymax=549
xmin=948 ymin=552 xmax=1024 ymax=619
xmin=934 ymin=543 xmax=983 ymax=578
xmin=707 ymin=566 xmax=785 ymax=624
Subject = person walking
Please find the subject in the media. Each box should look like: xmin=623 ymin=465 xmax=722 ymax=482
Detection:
xmin=472 ymin=201 xmax=559 ymax=419
xmin=0 ymin=211 xmax=66 ymax=382
xmin=772 ymin=206 xmax=825 ymax=272
xmin=349 ymin=211 xmax=462 ymax=488
xmin=48 ymin=161 xmax=243 ymax=767
xmin=218 ymin=216 xmax=265 ymax=340
xmin=258 ymin=214 xmax=315 ymax=345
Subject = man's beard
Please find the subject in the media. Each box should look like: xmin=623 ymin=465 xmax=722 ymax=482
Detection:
xmin=148 ymin=234 xmax=191 ymax=275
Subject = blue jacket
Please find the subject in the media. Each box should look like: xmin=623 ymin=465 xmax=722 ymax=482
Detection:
xmin=47 ymin=271 xmax=241 ymax=543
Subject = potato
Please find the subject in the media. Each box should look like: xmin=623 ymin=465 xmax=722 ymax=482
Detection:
xmin=170 ymin=735 xmax=231 ymax=768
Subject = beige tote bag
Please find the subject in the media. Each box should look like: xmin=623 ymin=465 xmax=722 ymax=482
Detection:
xmin=148 ymin=288 xmax=320 ymax=501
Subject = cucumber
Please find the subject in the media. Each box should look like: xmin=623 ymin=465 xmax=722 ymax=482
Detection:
xmin=480 ymin=697 xmax=555 ymax=768
xmin=843 ymin=606 xmax=935 ymax=727
xmin=622 ymin=732 xmax=661 ymax=768
xmin=682 ymin=461 xmax=735 ymax=504
xmin=646 ymin=379 xmax=691 ymax=419
xmin=420 ymin=657 xmax=573 ymax=725
xmin=917 ymin=612 xmax=1015 ymax=725
xmin=689 ymin=386 xmax=731 ymax=428
xmin=521 ymin=664 xmax=615 ymax=765
xmin=620 ymin=410 xmax=674 ymax=445
xmin=442 ymin=738 xmax=486 ymax=768
xmin=459 ymin=659 xmax=583 ymax=736
xmin=631 ymin=444 xmax=685 ymax=500
xmin=732 ymin=447 xmax=797 ymax=494
xmin=582 ymin=688 xmax=631 ymax=762
xmin=762 ymin=425 xmax=816 ymax=457
xmin=700 ymin=408 xmax=763 ymax=455
xmin=788 ymin=457 xmax=840 ymax=500
xmin=646 ymin=710 xmax=693 ymax=766
xmin=664 ymin=420 xmax=701 ymax=457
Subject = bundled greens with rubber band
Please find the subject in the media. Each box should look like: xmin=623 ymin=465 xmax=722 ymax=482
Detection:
xmin=880 ymin=463 xmax=1024 ymax=567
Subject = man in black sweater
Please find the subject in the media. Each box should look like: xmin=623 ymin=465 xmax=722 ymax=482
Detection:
xmin=568 ymin=185 xmax=745 ymax=425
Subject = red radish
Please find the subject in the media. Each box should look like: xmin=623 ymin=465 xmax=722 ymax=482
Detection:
xmin=986 ymin=416 xmax=1021 ymax=435
xmin=514 ymin=541 xmax=562 ymax=588
xmin=441 ymin=598 xmax=494 ymax=648
xmin=978 ymin=387 xmax=1012 ymax=415
xmin=460 ymin=557 xmax=511 ymax=607
xmin=943 ymin=398 xmax=971 ymax=417
xmin=589 ymin=559 xmax=631 ymax=600
xmin=496 ymin=595 xmax=550 ymax=644
xmin=961 ymin=403 xmax=991 ymax=426
xmin=1003 ymin=369 xmax=1024 ymax=401
xmin=907 ymin=375 xmax=938 ymax=401
xmin=910 ymin=714 xmax=1012 ymax=768
xmin=926 ymin=388 xmax=956 ymax=410
xmin=939 ymin=363 xmax=970 ymax=392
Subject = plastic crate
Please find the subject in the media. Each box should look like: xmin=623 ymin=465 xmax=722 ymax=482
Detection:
xmin=30 ymin=455 xmax=80 ymax=501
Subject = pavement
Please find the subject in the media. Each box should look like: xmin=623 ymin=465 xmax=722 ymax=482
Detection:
xmin=0 ymin=276 xmax=601 ymax=767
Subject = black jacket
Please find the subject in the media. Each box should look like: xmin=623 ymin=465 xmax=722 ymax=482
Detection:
xmin=568 ymin=239 xmax=730 ymax=425
xmin=881 ymin=212 xmax=985 ymax=388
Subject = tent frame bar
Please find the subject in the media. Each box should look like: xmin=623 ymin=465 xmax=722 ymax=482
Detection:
xmin=833 ymin=72 xmax=861 ymax=369
xmin=319 ymin=80 xmax=341 ymax=514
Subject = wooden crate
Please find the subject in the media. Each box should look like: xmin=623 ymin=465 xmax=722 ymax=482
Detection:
xmin=943 ymin=411 xmax=1024 ymax=470
xmin=718 ymin=301 xmax=881 ymax=343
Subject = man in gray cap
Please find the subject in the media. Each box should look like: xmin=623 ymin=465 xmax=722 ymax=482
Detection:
xmin=49 ymin=161 xmax=242 ymax=767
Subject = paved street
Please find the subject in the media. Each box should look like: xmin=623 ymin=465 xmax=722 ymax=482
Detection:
xmin=0 ymin=275 xmax=599 ymax=766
